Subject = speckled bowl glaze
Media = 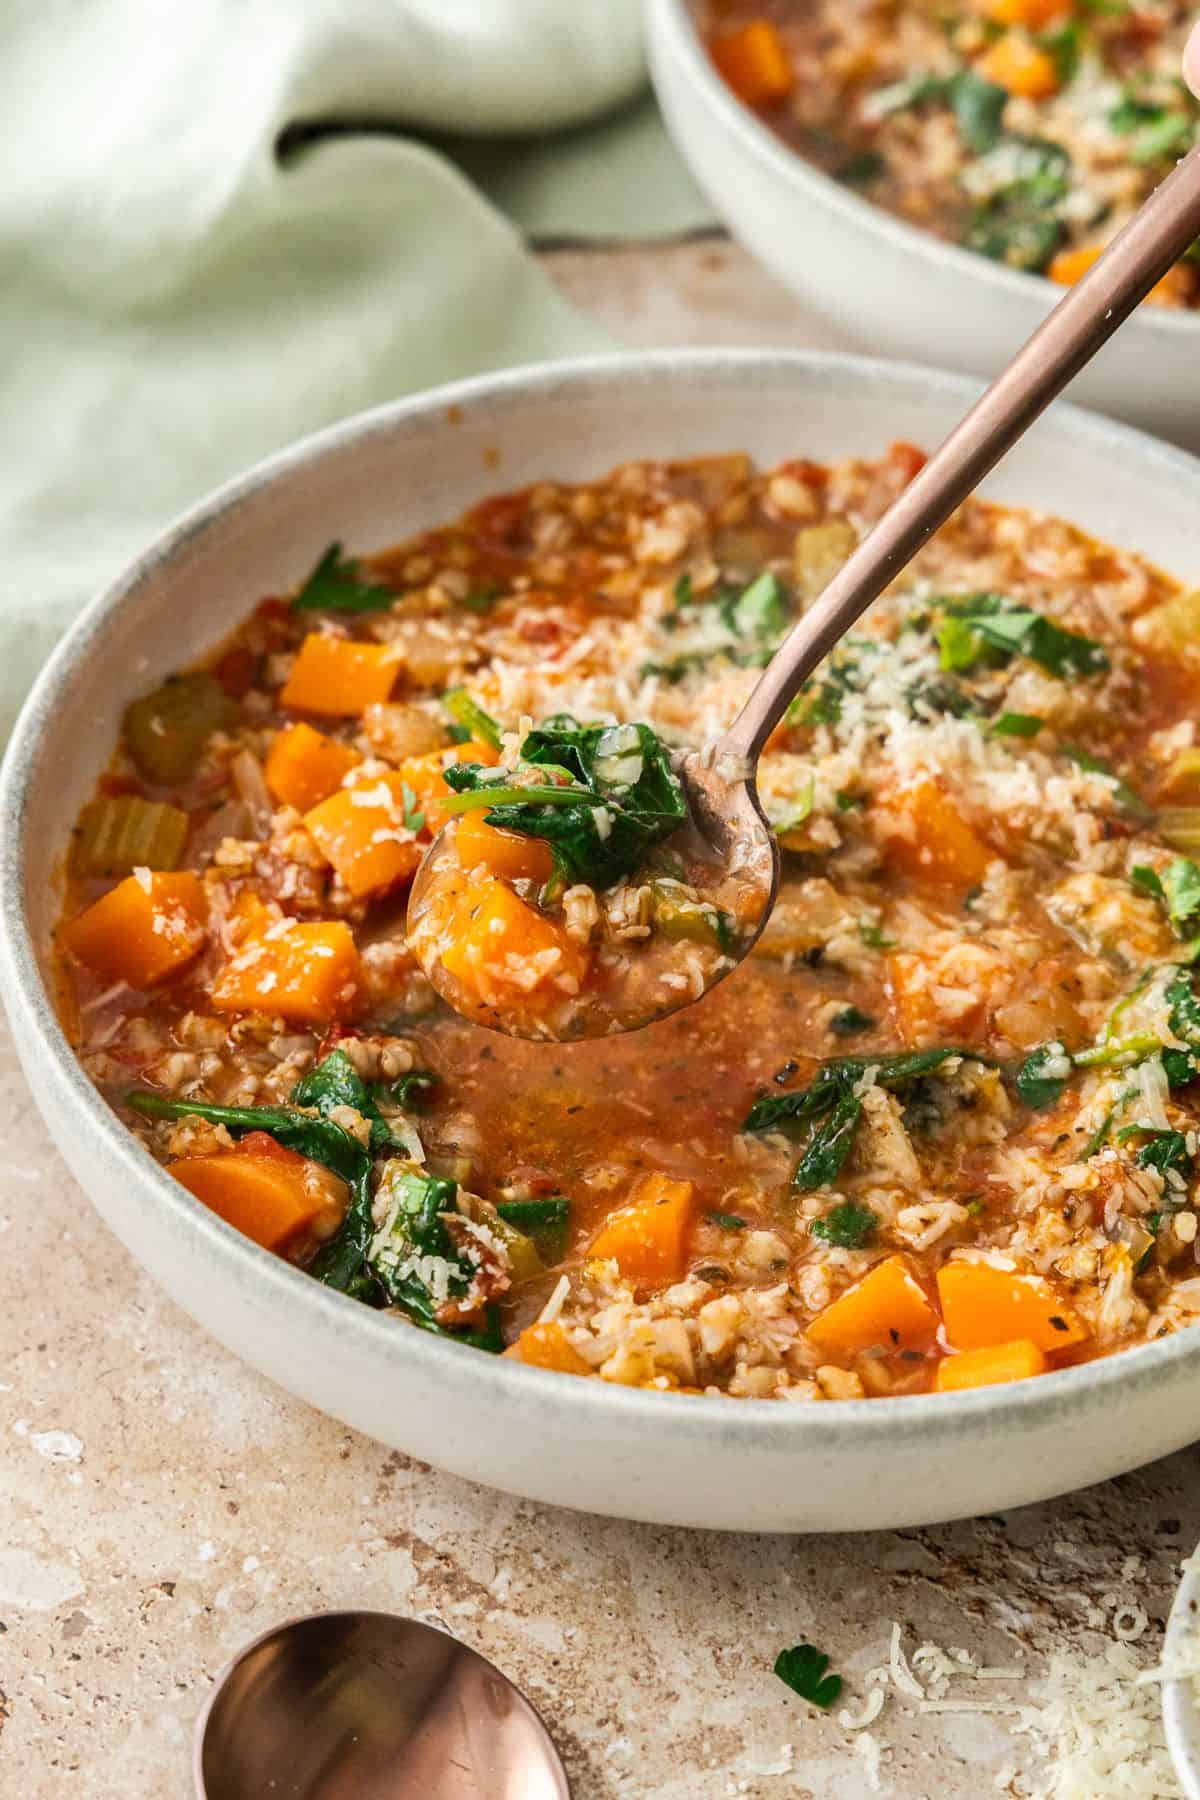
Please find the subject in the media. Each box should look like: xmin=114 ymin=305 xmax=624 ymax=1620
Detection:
xmin=647 ymin=0 xmax=1200 ymax=449
xmin=5 ymin=351 xmax=1200 ymax=1532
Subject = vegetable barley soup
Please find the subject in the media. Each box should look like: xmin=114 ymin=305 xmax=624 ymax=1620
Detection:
xmin=704 ymin=2 xmax=1200 ymax=305
xmin=57 ymin=446 xmax=1200 ymax=1398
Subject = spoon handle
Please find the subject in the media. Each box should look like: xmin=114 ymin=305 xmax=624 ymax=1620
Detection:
xmin=724 ymin=142 xmax=1200 ymax=765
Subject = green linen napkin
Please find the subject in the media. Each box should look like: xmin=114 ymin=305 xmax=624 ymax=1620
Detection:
xmin=0 ymin=1 xmax=709 ymax=738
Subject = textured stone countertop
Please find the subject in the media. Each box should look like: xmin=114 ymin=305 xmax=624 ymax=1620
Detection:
xmin=4 ymin=238 xmax=1197 ymax=1799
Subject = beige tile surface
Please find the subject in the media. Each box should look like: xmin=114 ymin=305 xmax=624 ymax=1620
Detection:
xmin=2 ymin=241 xmax=1195 ymax=1799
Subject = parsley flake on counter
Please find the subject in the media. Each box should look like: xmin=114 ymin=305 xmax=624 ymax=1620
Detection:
xmin=774 ymin=1642 xmax=843 ymax=1710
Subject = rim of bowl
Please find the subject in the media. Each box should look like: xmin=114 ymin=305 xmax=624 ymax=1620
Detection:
xmin=1164 ymin=1551 xmax=1200 ymax=1798
xmin=651 ymin=0 xmax=1200 ymax=340
xmin=7 ymin=346 xmax=1200 ymax=1458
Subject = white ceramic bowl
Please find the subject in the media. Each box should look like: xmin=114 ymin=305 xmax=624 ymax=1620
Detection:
xmin=646 ymin=0 xmax=1200 ymax=448
xmin=5 ymin=351 xmax=1200 ymax=1533
xmin=1164 ymin=1551 xmax=1200 ymax=1796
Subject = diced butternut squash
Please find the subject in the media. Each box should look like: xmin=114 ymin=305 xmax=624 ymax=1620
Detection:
xmin=976 ymin=34 xmax=1059 ymax=99
xmin=504 ymin=1320 xmax=592 ymax=1376
xmin=454 ymin=811 xmax=554 ymax=884
xmin=171 ymin=1136 xmax=348 ymax=1253
xmin=265 ymin=722 xmax=360 ymax=813
xmin=934 ymin=1338 xmax=1047 ymax=1392
xmin=280 ymin=634 xmax=401 ymax=715
xmin=710 ymin=21 xmax=795 ymax=106
xmin=1048 ymin=242 xmax=1183 ymax=307
xmin=982 ymin=0 xmax=1067 ymax=28
xmin=303 ymin=774 xmax=423 ymax=899
xmin=211 ymin=917 xmax=363 ymax=1024
xmin=61 ymin=871 xmax=207 ymax=987
xmin=396 ymin=739 xmax=500 ymax=837
xmin=936 ymin=1261 xmax=1088 ymax=1352
xmin=807 ymin=1255 xmax=939 ymax=1355
xmin=880 ymin=780 xmax=993 ymax=889
xmin=438 ymin=877 xmax=587 ymax=1000
xmin=887 ymin=948 xmax=985 ymax=1047
xmin=589 ymin=1174 xmax=694 ymax=1286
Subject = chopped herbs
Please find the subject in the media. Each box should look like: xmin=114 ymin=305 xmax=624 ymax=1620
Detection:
xmin=858 ymin=920 xmax=895 ymax=950
xmin=706 ymin=1210 xmax=748 ymax=1231
xmin=745 ymin=1049 xmax=984 ymax=1190
xmin=1016 ymin=1041 xmax=1071 ymax=1109
xmin=368 ymin=1162 xmax=502 ymax=1351
xmin=811 ymin=1201 xmax=877 ymax=1249
xmin=941 ymin=595 xmax=1109 ymax=678
xmin=1131 ymin=858 xmax=1200 ymax=936
xmin=961 ymin=139 xmax=1071 ymax=273
xmin=442 ymin=717 xmax=687 ymax=890
xmin=866 ymin=68 xmax=1007 ymax=154
xmin=458 ymin=584 xmax=502 ymax=614
xmin=774 ymin=1643 xmax=843 ymax=1710
xmin=399 ymin=781 xmax=425 ymax=835
xmin=990 ymin=711 xmax=1044 ymax=739
xmin=293 ymin=543 xmax=395 ymax=613
xmin=829 ymin=1006 xmax=876 ymax=1037
xmin=1121 ymin=1126 xmax=1192 ymax=1181
xmin=1062 ymin=746 xmax=1149 ymax=819
xmin=443 ymin=688 xmax=502 ymax=751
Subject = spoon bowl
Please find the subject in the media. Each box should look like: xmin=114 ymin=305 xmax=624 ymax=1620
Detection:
xmin=194 ymin=1611 xmax=570 ymax=1800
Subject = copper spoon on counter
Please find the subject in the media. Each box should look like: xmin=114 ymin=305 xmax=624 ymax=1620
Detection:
xmin=411 ymin=143 xmax=1200 ymax=1039
xmin=194 ymin=1611 xmax=569 ymax=1799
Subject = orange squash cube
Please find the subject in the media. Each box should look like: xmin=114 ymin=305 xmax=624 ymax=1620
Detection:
xmin=807 ymin=1255 xmax=939 ymax=1355
xmin=983 ymin=0 xmax=1067 ymax=27
xmin=304 ymin=773 xmax=423 ymax=899
xmin=887 ymin=949 xmax=985 ymax=1047
xmin=396 ymin=739 xmax=500 ymax=837
xmin=936 ymin=1262 xmax=1087 ymax=1352
xmin=280 ymin=633 xmax=401 ymax=715
xmin=438 ymin=877 xmax=586 ymax=1001
xmin=589 ymin=1174 xmax=695 ymax=1286
xmin=711 ymin=21 xmax=795 ymax=106
xmin=454 ymin=811 xmax=554 ymax=884
xmin=211 ymin=917 xmax=363 ymax=1023
xmin=504 ymin=1321 xmax=592 ymax=1376
xmin=265 ymin=722 xmax=360 ymax=813
xmin=1048 ymin=242 xmax=1185 ymax=307
xmin=934 ymin=1338 xmax=1047 ymax=1392
xmin=172 ymin=1136 xmax=348 ymax=1254
xmin=976 ymin=34 xmax=1059 ymax=99
xmin=61 ymin=871 xmax=207 ymax=988
xmin=880 ymin=780 xmax=993 ymax=889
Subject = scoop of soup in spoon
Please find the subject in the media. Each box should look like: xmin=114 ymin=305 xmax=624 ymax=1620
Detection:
xmin=406 ymin=719 xmax=775 ymax=1040
xmin=409 ymin=141 xmax=1200 ymax=1042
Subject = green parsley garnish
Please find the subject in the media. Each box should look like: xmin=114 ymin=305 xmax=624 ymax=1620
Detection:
xmin=293 ymin=543 xmax=395 ymax=613
xmin=811 ymin=1202 xmax=877 ymax=1249
xmin=774 ymin=1643 xmax=843 ymax=1710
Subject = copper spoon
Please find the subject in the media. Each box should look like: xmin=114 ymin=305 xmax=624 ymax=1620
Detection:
xmin=412 ymin=143 xmax=1200 ymax=1036
xmin=194 ymin=1611 xmax=569 ymax=1799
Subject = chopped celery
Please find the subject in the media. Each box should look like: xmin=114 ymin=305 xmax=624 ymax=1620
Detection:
xmin=1160 ymin=809 xmax=1200 ymax=854
xmin=484 ymin=1212 xmax=543 ymax=1284
xmin=122 ymin=672 xmax=234 ymax=783
xmin=495 ymin=1197 xmax=570 ymax=1262
xmin=650 ymin=883 xmax=733 ymax=951
xmin=70 ymin=795 xmax=189 ymax=876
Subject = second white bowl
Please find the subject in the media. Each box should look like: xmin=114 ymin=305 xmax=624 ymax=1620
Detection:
xmin=647 ymin=0 xmax=1200 ymax=448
